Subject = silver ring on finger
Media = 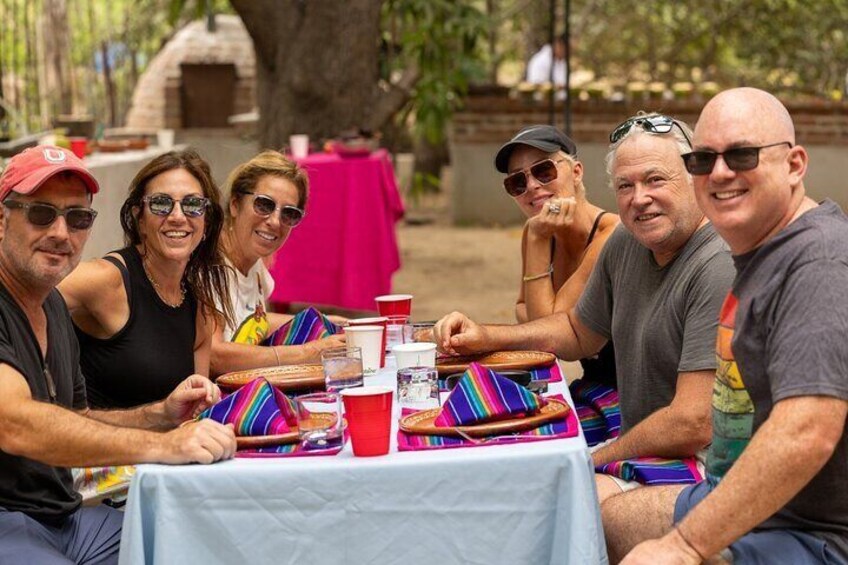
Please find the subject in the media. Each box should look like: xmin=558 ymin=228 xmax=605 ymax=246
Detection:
xmin=548 ymin=204 xmax=561 ymax=214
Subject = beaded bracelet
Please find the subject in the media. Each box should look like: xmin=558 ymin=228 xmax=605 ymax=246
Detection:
xmin=523 ymin=265 xmax=554 ymax=282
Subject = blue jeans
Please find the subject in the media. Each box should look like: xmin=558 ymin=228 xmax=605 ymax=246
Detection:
xmin=0 ymin=506 xmax=122 ymax=564
xmin=675 ymin=482 xmax=845 ymax=564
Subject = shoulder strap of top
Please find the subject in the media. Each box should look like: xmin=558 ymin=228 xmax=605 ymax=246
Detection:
xmin=586 ymin=211 xmax=608 ymax=247
xmin=102 ymin=251 xmax=132 ymax=304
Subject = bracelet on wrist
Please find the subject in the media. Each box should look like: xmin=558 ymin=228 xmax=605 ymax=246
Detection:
xmin=523 ymin=265 xmax=553 ymax=282
xmin=272 ymin=347 xmax=281 ymax=366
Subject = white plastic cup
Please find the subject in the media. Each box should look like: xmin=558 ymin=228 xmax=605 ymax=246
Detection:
xmin=290 ymin=134 xmax=310 ymax=159
xmin=157 ymin=129 xmax=175 ymax=150
xmin=392 ymin=342 xmax=437 ymax=370
xmin=343 ymin=325 xmax=384 ymax=375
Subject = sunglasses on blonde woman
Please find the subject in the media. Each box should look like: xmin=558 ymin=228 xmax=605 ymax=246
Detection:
xmin=235 ymin=190 xmax=305 ymax=227
xmin=503 ymin=157 xmax=569 ymax=197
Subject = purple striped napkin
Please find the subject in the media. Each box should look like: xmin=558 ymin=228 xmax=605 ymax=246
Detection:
xmin=261 ymin=306 xmax=340 ymax=346
xmin=398 ymin=394 xmax=578 ymax=451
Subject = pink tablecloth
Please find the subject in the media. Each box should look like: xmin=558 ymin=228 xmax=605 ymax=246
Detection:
xmin=268 ymin=149 xmax=405 ymax=311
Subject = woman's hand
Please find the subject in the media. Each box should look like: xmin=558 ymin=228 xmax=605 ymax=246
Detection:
xmin=303 ymin=334 xmax=347 ymax=363
xmin=526 ymin=197 xmax=577 ymax=240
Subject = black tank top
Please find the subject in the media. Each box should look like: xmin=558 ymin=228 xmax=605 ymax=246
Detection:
xmin=76 ymin=246 xmax=197 ymax=408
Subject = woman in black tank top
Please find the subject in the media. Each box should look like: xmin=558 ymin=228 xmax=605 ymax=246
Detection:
xmin=58 ymin=149 xmax=233 ymax=408
xmin=496 ymin=126 xmax=620 ymax=387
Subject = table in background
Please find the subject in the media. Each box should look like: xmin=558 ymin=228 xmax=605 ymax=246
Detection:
xmin=268 ymin=150 xmax=405 ymax=312
xmin=118 ymin=362 xmax=607 ymax=564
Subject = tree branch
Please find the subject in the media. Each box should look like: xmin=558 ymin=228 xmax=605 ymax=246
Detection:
xmin=366 ymin=65 xmax=420 ymax=133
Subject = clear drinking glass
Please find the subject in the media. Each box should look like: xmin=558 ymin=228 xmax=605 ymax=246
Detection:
xmin=321 ymin=346 xmax=364 ymax=392
xmin=295 ymin=392 xmax=343 ymax=450
xmin=396 ymin=366 xmax=440 ymax=410
xmin=385 ymin=315 xmax=409 ymax=353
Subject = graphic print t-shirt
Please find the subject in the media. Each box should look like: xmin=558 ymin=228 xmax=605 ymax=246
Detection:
xmin=706 ymin=292 xmax=753 ymax=484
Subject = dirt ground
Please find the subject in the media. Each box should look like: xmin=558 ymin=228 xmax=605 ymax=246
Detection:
xmin=392 ymin=222 xmax=524 ymax=324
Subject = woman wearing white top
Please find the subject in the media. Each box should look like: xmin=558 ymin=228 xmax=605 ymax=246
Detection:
xmin=210 ymin=151 xmax=344 ymax=376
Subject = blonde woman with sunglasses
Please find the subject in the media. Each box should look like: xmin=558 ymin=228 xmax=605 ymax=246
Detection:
xmin=495 ymin=125 xmax=619 ymax=386
xmin=209 ymin=151 xmax=345 ymax=376
xmin=59 ymin=149 xmax=233 ymax=408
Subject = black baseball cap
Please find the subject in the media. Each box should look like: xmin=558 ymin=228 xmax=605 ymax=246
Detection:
xmin=494 ymin=125 xmax=578 ymax=173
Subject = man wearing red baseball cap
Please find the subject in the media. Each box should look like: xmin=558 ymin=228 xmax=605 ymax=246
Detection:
xmin=0 ymin=146 xmax=236 ymax=563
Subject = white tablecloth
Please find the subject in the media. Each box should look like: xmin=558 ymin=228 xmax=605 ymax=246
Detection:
xmin=118 ymin=361 xmax=607 ymax=564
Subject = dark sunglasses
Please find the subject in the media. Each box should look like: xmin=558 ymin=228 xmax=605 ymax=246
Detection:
xmin=142 ymin=194 xmax=209 ymax=218
xmin=3 ymin=200 xmax=97 ymax=230
xmin=503 ymin=157 xmax=570 ymax=197
xmin=235 ymin=190 xmax=305 ymax=227
xmin=681 ymin=142 xmax=793 ymax=175
xmin=610 ymin=115 xmax=692 ymax=147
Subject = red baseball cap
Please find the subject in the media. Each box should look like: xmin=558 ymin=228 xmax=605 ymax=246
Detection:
xmin=0 ymin=145 xmax=100 ymax=202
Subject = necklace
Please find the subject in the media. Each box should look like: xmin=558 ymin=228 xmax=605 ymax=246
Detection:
xmin=143 ymin=259 xmax=186 ymax=308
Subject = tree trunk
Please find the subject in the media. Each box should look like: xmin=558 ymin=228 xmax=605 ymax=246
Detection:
xmin=231 ymin=0 xmax=386 ymax=149
xmin=40 ymin=0 xmax=73 ymax=116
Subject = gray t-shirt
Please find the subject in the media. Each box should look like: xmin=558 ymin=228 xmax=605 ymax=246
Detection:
xmin=707 ymin=200 xmax=848 ymax=560
xmin=577 ymin=223 xmax=734 ymax=432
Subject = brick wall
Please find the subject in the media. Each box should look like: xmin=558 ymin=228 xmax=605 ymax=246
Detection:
xmin=452 ymin=96 xmax=848 ymax=146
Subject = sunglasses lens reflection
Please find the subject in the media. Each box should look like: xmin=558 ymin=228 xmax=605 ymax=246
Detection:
xmin=148 ymin=196 xmax=174 ymax=216
xmin=504 ymin=173 xmax=528 ymax=196
xmin=181 ymin=196 xmax=208 ymax=217
xmin=65 ymin=209 xmax=97 ymax=229
xmin=252 ymin=195 xmax=277 ymax=216
xmin=28 ymin=204 xmax=58 ymax=226
xmin=531 ymin=160 xmax=558 ymax=183
xmin=280 ymin=206 xmax=304 ymax=226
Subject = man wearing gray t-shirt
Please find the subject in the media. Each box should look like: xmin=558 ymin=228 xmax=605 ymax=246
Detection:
xmin=434 ymin=114 xmax=734 ymax=503
xmin=608 ymin=89 xmax=848 ymax=564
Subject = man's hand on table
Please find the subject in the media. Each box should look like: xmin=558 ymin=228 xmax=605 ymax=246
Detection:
xmin=433 ymin=311 xmax=491 ymax=356
xmin=158 ymin=420 xmax=237 ymax=464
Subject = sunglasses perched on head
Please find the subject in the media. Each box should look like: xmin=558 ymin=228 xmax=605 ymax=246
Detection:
xmin=235 ymin=190 xmax=305 ymax=227
xmin=681 ymin=142 xmax=793 ymax=175
xmin=143 ymin=194 xmax=209 ymax=218
xmin=610 ymin=115 xmax=692 ymax=147
xmin=3 ymin=200 xmax=98 ymax=230
xmin=503 ymin=157 xmax=569 ymax=197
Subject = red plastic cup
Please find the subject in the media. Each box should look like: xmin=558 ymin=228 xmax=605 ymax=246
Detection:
xmin=375 ymin=294 xmax=413 ymax=318
xmin=69 ymin=138 xmax=87 ymax=159
xmin=341 ymin=386 xmax=393 ymax=456
xmin=347 ymin=317 xmax=388 ymax=367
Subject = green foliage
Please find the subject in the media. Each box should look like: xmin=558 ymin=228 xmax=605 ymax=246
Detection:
xmin=382 ymin=0 xmax=489 ymax=144
xmin=573 ymin=0 xmax=848 ymax=96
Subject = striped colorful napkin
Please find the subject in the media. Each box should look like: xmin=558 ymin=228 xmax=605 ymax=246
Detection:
xmin=569 ymin=379 xmax=621 ymax=447
xmin=596 ymin=457 xmax=702 ymax=485
xmin=570 ymin=379 xmax=702 ymax=486
xmin=434 ymin=362 xmax=547 ymax=427
xmin=398 ymin=394 xmax=578 ymax=451
xmin=261 ymin=306 xmax=341 ymax=346
xmin=438 ymin=359 xmax=563 ymax=392
xmin=198 ymin=377 xmax=297 ymax=436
